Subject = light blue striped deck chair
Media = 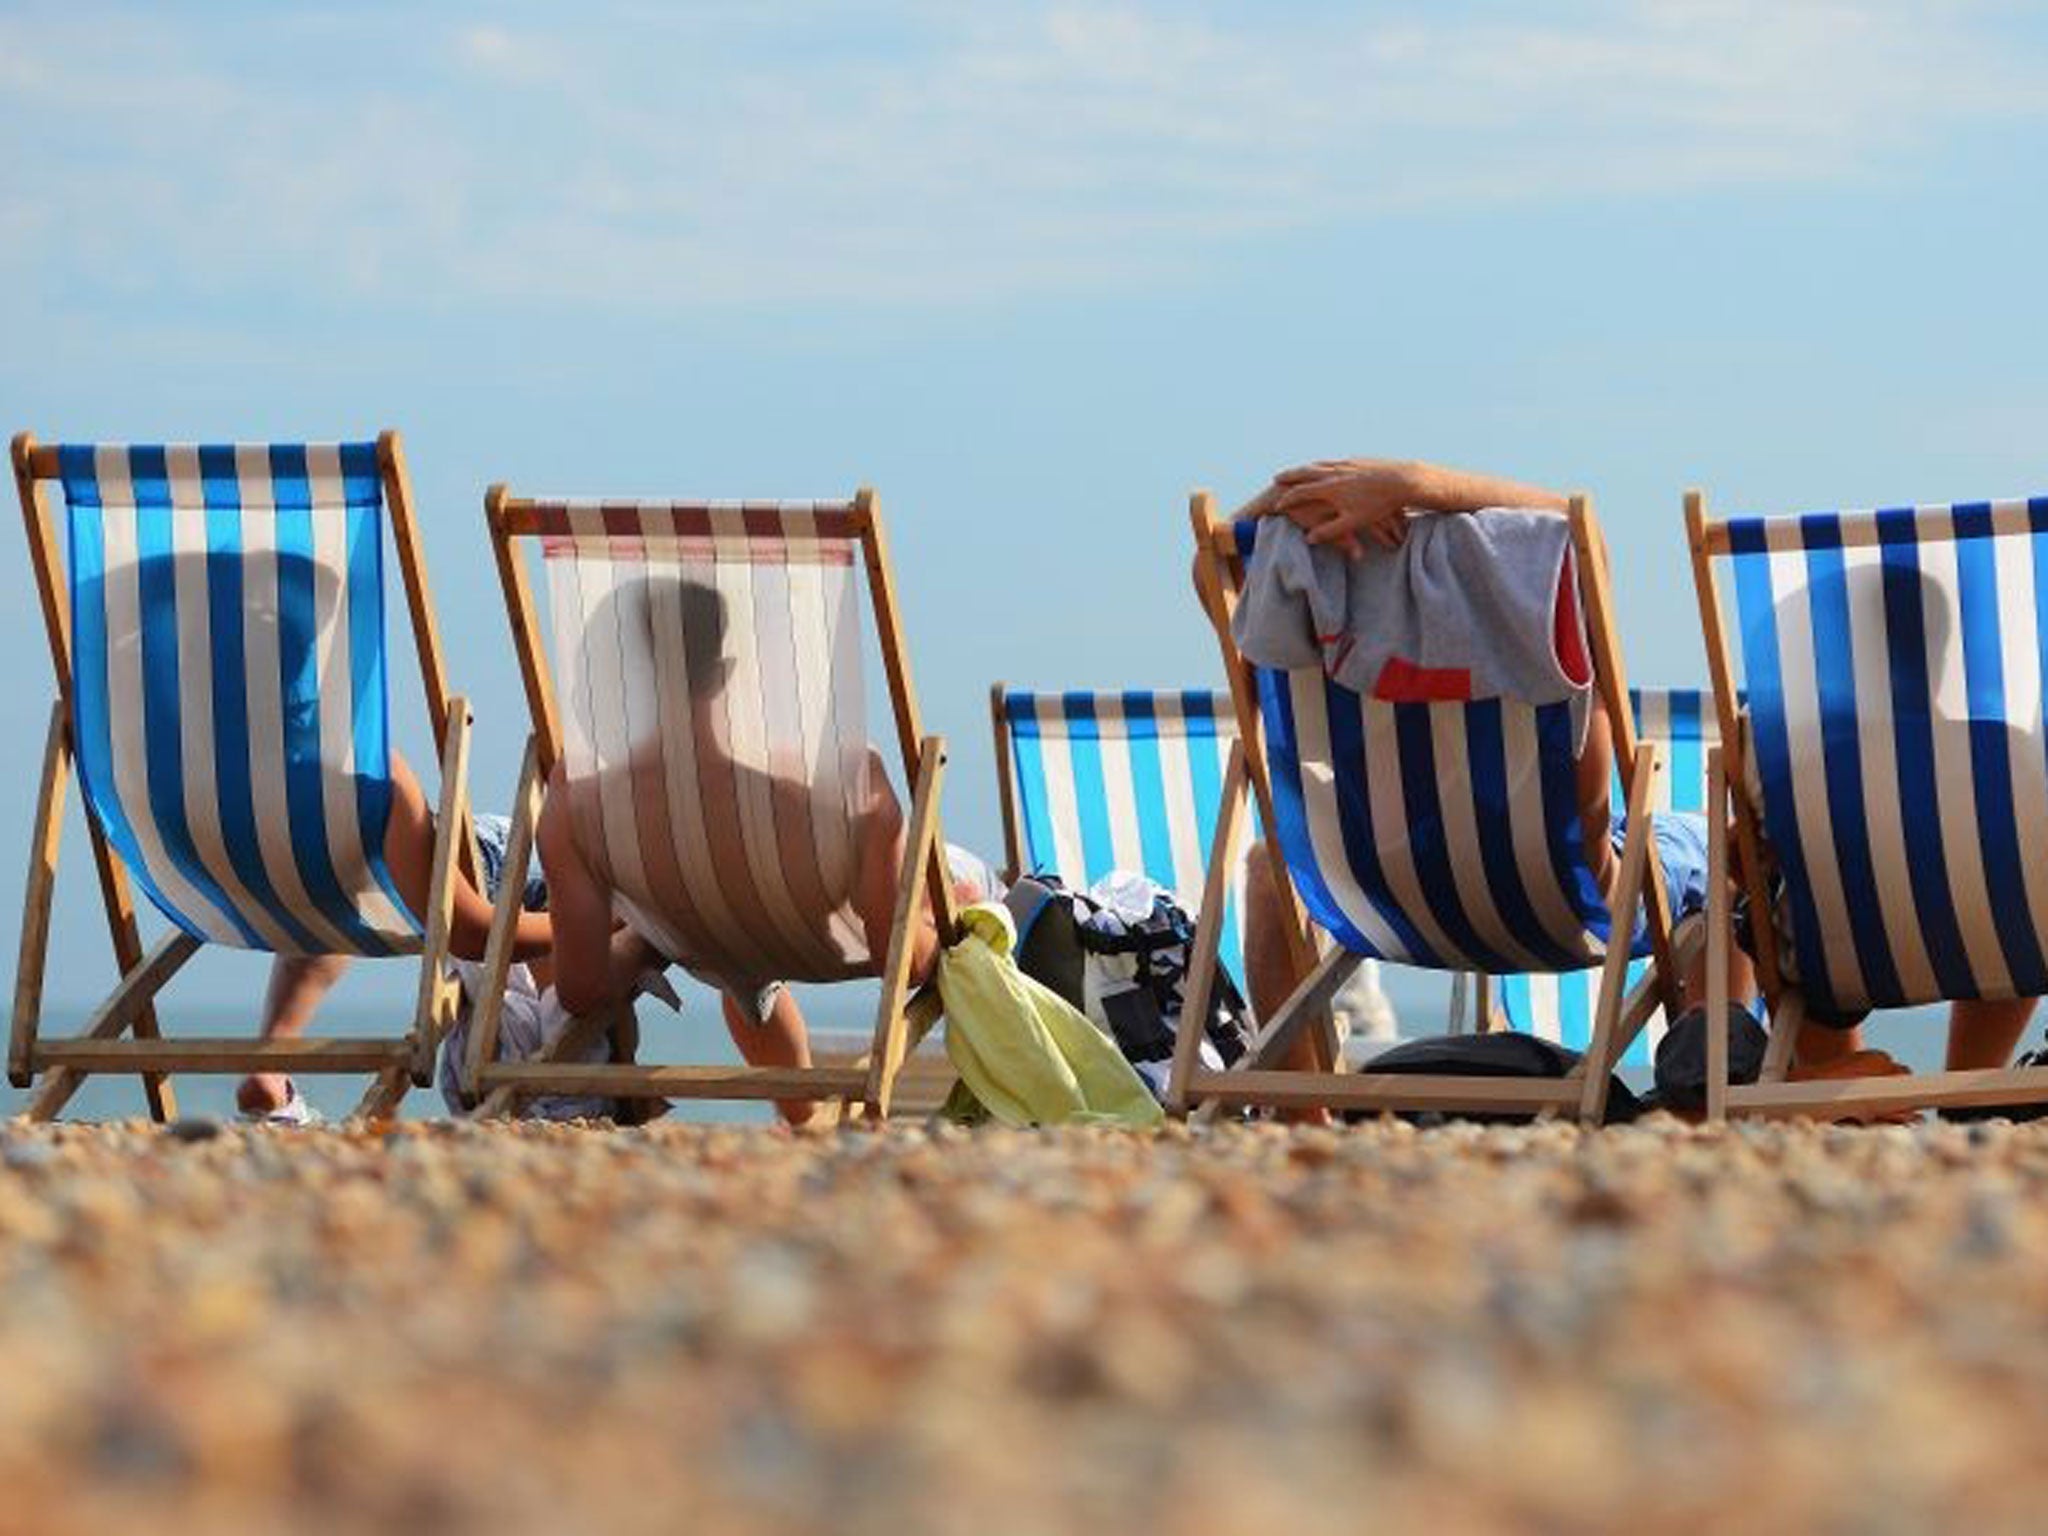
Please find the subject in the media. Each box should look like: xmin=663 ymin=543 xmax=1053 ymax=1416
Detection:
xmin=1494 ymin=687 xmax=1718 ymax=1066
xmin=1689 ymin=487 xmax=2048 ymax=1120
xmin=8 ymin=432 xmax=474 ymax=1121
xmin=991 ymin=687 xmax=1244 ymax=967
xmin=991 ymin=684 xmax=1391 ymax=1041
xmin=1170 ymin=493 xmax=1681 ymax=1123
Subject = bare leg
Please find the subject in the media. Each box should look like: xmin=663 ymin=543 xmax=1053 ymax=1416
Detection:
xmin=1675 ymin=923 xmax=1755 ymax=1014
xmin=538 ymin=761 xmax=625 ymax=1019
xmin=721 ymin=986 xmax=815 ymax=1127
xmin=1946 ymin=997 xmax=2037 ymax=1071
xmin=1242 ymin=841 xmax=1304 ymax=1032
xmin=1243 ymin=840 xmax=1331 ymax=1124
xmin=1793 ymin=1019 xmax=1867 ymax=1069
xmin=236 ymin=953 xmax=350 ymax=1115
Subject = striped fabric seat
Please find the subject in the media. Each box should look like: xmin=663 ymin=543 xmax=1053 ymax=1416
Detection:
xmin=996 ymin=688 xmax=1248 ymax=975
xmin=1256 ymin=667 xmax=1634 ymax=974
xmin=58 ymin=443 xmax=422 ymax=957
xmin=1496 ymin=688 xmax=1717 ymax=1062
xmin=539 ymin=502 xmax=879 ymax=982
xmin=1725 ymin=498 xmax=2048 ymax=1016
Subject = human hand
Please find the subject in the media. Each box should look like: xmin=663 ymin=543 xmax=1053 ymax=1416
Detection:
xmin=1265 ymin=459 xmax=1418 ymax=559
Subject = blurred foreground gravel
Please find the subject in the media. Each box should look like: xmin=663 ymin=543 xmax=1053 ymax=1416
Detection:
xmin=4 ymin=1116 xmax=2048 ymax=1534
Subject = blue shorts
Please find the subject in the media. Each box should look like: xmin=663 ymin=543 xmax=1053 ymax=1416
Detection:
xmin=472 ymin=813 xmax=550 ymax=912
xmin=1614 ymin=810 xmax=1711 ymax=939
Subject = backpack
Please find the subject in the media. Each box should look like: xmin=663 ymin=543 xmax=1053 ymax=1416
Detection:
xmin=1004 ymin=873 xmax=1256 ymax=1101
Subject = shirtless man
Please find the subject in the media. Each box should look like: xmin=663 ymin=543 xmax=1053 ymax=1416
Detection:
xmin=537 ymin=574 xmax=967 ymax=1125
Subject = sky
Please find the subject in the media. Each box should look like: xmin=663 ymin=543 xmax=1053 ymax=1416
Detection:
xmin=2 ymin=0 xmax=2044 ymax=1110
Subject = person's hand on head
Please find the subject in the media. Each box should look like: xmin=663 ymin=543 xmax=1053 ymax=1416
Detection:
xmin=1260 ymin=459 xmax=1417 ymax=560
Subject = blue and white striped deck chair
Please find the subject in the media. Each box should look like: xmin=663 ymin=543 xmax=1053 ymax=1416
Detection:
xmin=991 ymin=685 xmax=1392 ymax=1036
xmin=8 ymin=432 xmax=474 ymax=1121
xmin=1689 ymin=487 xmax=2048 ymax=1120
xmin=1495 ymin=687 xmax=1718 ymax=1066
xmin=1170 ymin=493 xmax=1680 ymax=1123
xmin=991 ymin=687 xmax=1247 ymax=969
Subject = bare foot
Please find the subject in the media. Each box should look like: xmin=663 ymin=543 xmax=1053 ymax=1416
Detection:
xmin=1787 ymin=1048 xmax=1920 ymax=1124
xmin=777 ymin=1098 xmax=818 ymax=1128
xmin=236 ymin=1073 xmax=292 ymax=1117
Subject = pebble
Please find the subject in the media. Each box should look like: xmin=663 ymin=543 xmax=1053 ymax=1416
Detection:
xmin=0 ymin=1116 xmax=2041 ymax=1532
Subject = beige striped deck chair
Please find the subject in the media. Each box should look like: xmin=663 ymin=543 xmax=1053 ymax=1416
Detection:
xmin=463 ymin=485 xmax=958 ymax=1119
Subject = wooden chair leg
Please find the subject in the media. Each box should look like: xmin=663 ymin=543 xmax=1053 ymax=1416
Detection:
xmin=11 ymin=702 xmax=68 ymax=1089
xmin=476 ymin=1006 xmax=618 ymax=1121
xmin=1242 ymin=945 xmax=1363 ymax=1073
xmin=407 ymin=697 xmax=474 ymax=1088
xmin=1705 ymin=748 xmax=1731 ymax=1123
xmin=30 ymin=807 xmax=182 ymax=1123
xmin=1168 ymin=741 xmax=1248 ymax=1113
xmin=862 ymin=736 xmax=947 ymax=1117
xmin=1761 ymin=992 xmax=1804 ymax=1085
xmin=21 ymin=932 xmax=200 ymax=1121
xmin=1578 ymin=743 xmax=1660 ymax=1125
xmin=460 ymin=734 xmax=542 ymax=1109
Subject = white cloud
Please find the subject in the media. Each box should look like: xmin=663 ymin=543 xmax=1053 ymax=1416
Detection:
xmin=0 ymin=2 xmax=2040 ymax=310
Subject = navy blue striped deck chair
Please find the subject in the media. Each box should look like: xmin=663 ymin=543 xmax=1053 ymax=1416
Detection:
xmin=1689 ymin=488 xmax=2048 ymax=1120
xmin=8 ymin=432 xmax=474 ymax=1121
xmin=1173 ymin=492 xmax=1680 ymax=1123
xmin=1493 ymin=687 xmax=1718 ymax=1066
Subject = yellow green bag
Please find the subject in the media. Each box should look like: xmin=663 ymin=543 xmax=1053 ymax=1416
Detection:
xmin=936 ymin=902 xmax=1163 ymax=1128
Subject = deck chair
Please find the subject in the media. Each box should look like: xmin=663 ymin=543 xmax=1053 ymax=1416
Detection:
xmin=464 ymin=485 xmax=957 ymax=1119
xmin=1171 ymin=493 xmax=1681 ymax=1122
xmin=1688 ymin=488 xmax=2048 ymax=1120
xmin=990 ymin=683 xmax=1391 ymax=1031
xmin=9 ymin=432 xmax=473 ymax=1121
xmin=1493 ymin=687 xmax=1718 ymax=1065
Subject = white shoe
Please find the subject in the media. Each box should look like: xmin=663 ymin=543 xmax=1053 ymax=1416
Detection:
xmin=241 ymin=1080 xmax=321 ymax=1127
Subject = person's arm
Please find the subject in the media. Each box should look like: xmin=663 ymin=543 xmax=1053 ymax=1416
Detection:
xmin=446 ymin=879 xmax=553 ymax=964
xmin=379 ymin=751 xmax=553 ymax=963
xmin=1247 ymin=458 xmax=1569 ymax=560
xmin=537 ymin=763 xmax=626 ymax=1017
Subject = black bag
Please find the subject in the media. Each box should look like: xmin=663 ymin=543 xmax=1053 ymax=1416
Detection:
xmin=1363 ymin=1030 xmax=1643 ymax=1125
xmin=1005 ymin=874 xmax=1256 ymax=1088
xmin=1650 ymin=1004 xmax=1769 ymax=1113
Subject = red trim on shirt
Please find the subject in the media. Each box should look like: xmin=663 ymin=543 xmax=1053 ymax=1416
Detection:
xmin=1554 ymin=556 xmax=1591 ymax=688
xmin=1373 ymin=655 xmax=1474 ymax=702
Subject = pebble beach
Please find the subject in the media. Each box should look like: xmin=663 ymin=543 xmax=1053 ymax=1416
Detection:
xmin=5 ymin=1116 xmax=2048 ymax=1535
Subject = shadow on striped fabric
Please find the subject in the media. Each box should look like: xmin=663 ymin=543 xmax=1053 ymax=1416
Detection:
xmin=541 ymin=506 xmax=884 ymax=983
xmin=1727 ymin=500 xmax=2048 ymax=1016
xmin=59 ymin=443 xmax=422 ymax=957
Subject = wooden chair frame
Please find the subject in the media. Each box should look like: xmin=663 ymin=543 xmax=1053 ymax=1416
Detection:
xmin=9 ymin=429 xmax=474 ymax=1121
xmin=1172 ymin=491 xmax=1680 ymax=1123
xmin=1689 ymin=488 xmax=2048 ymax=1119
xmin=465 ymin=483 xmax=958 ymax=1120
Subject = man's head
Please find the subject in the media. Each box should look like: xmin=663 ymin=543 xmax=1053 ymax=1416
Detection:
xmin=675 ymin=576 xmax=733 ymax=700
